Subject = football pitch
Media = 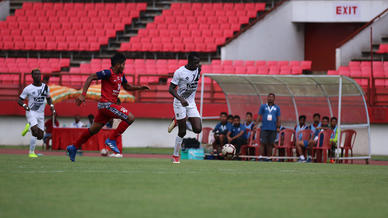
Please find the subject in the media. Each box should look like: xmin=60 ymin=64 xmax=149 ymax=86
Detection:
xmin=1 ymin=154 xmax=388 ymax=218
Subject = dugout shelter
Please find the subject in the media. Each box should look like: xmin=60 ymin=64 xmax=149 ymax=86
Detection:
xmin=199 ymin=74 xmax=371 ymax=161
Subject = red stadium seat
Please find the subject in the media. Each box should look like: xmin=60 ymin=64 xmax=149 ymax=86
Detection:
xmin=118 ymin=2 xmax=266 ymax=52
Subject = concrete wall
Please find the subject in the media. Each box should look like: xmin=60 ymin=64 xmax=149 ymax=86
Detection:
xmin=336 ymin=9 xmax=388 ymax=68
xmin=0 ymin=116 xmax=387 ymax=155
xmin=370 ymin=124 xmax=388 ymax=155
xmin=0 ymin=0 xmax=9 ymax=21
xmin=0 ymin=116 xmax=216 ymax=148
xmin=221 ymin=1 xmax=305 ymax=61
xmin=292 ymin=0 xmax=388 ymax=22
xmin=221 ymin=0 xmax=387 ymax=63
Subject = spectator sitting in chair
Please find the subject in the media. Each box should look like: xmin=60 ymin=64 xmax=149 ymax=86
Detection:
xmin=227 ymin=114 xmax=233 ymax=125
xmin=244 ymin=112 xmax=255 ymax=156
xmin=87 ymin=114 xmax=94 ymax=127
xmin=309 ymin=113 xmax=321 ymax=134
xmin=227 ymin=115 xmax=247 ymax=157
xmin=312 ymin=116 xmax=330 ymax=146
xmin=294 ymin=115 xmax=312 ymax=162
xmin=308 ymin=113 xmax=321 ymax=148
xmin=71 ymin=115 xmax=86 ymax=128
xmin=244 ymin=112 xmax=254 ymax=140
xmin=212 ymin=112 xmax=231 ymax=156
xmin=329 ymin=117 xmax=339 ymax=159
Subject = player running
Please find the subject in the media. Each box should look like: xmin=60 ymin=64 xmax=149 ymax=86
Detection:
xmin=18 ymin=69 xmax=55 ymax=158
xmin=66 ymin=53 xmax=149 ymax=162
xmin=168 ymin=52 xmax=202 ymax=163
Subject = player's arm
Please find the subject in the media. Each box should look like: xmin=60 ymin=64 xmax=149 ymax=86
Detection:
xmin=46 ymin=97 xmax=56 ymax=114
xmin=17 ymin=97 xmax=30 ymax=111
xmin=76 ymin=73 xmax=99 ymax=106
xmin=226 ymin=131 xmax=232 ymax=142
xmin=254 ymin=115 xmax=262 ymax=129
xmin=276 ymin=117 xmax=281 ymax=132
xmin=168 ymin=83 xmax=188 ymax=106
xmin=122 ymin=83 xmax=150 ymax=91
xmin=18 ymin=87 xmax=30 ymax=111
xmin=234 ymin=130 xmax=245 ymax=139
xmin=276 ymin=108 xmax=281 ymax=131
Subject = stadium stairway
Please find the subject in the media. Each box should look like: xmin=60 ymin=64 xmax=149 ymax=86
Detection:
xmin=353 ymin=34 xmax=388 ymax=62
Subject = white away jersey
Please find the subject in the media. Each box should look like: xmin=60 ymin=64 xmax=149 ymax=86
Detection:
xmin=171 ymin=66 xmax=200 ymax=105
xmin=19 ymin=83 xmax=50 ymax=113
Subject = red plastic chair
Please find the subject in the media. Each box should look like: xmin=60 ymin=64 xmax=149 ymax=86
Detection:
xmin=313 ymin=129 xmax=333 ymax=163
xmin=340 ymin=129 xmax=357 ymax=164
xmin=240 ymin=128 xmax=261 ymax=160
xmin=273 ymin=129 xmax=295 ymax=161
xmin=200 ymin=127 xmax=213 ymax=144
xmin=296 ymin=129 xmax=313 ymax=157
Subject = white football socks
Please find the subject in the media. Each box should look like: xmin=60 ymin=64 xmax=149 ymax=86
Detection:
xmin=29 ymin=136 xmax=37 ymax=153
xmin=300 ymin=155 xmax=305 ymax=160
xmin=186 ymin=121 xmax=193 ymax=131
xmin=174 ymin=136 xmax=183 ymax=156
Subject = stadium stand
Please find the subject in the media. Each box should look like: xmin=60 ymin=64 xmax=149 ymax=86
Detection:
xmin=0 ymin=58 xmax=70 ymax=73
xmin=119 ymin=2 xmax=266 ymax=52
xmin=328 ymin=61 xmax=388 ymax=87
xmin=376 ymin=44 xmax=388 ymax=54
xmin=65 ymin=59 xmax=312 ymax=83
xmin=0 ymin=2 xmax=146 ymax=51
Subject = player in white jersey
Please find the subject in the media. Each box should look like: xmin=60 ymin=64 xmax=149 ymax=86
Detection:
xmin=168 ymin=52 xmax=202 ymax=163
xmin=17 ymin=69 xmax=55 ymax=158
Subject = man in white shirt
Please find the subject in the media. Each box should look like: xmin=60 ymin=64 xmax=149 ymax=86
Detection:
xmin=168 ymin=52 xmax=202 ymax=163
xmin=71 ymin=115 xmax=85 ymax=128
xmin=17 ymin=69 xmax=55 ymax=157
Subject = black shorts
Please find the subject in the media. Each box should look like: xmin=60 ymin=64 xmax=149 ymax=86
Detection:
xmin=260 ymin=130 xmax=277 ymax=145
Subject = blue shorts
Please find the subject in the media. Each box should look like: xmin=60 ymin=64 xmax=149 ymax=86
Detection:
xmin=303 ymin=140 xmax=309 ymax=148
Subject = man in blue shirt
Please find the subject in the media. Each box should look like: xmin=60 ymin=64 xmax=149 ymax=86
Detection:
xmin=212 ymin=112 xmax=231 ymax=155
xmin=244 ymin=112 xmax=254 ymax=141
xmin=227 ymin=115 xmax=247 ymax=156
xmin=256 ymin=93 xmax=281 ymax=161
xmin=244 ymin=112 xmax=255 ymax=157
xmin=294 ymin=115 xmax=311 ymax=162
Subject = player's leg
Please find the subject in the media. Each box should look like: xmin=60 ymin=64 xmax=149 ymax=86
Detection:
xmin=173 ymin=118 xmax=187 ymax=163
xmin=28 ymin=136 xmax=38 ymax=158
xmin=295 ymin=141 xmax=304 ymax=161
xmin=168 ymin=105 xmax=199 ymax=133
xmin=21 ymin=123 xmax=30 ymax=136
xmin=187 ymin=105 xmax=202 ymax=134
xmin=172 ymin=104 xmax=187 ymax=163
xmin=66 ymin=110 xmax=106 ymax=162
xmin=28 ymin=115 xmax=43 ymax=157
xmin=30 ymin=125 xmax=44 ymax=140
xmin=212 ymin=134 xmax=221 ymax=154
xmin=265 ymin=131 xmax=276 ymax=161
xmin=27 ymin=114 xmax=44 ymax=157
xmin=258 ymin=130 xmax=267 ymax=160
xmin=104 ymin=104 xmax=135 ymax=154
xmin=66 ymin=122 xmax=105 ymax=162
xmin=188 ymin=117 xmax=202 ymax=134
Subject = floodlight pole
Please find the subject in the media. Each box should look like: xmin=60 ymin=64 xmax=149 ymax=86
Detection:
xmin=336 ymin=76 xmax=343 ymax=160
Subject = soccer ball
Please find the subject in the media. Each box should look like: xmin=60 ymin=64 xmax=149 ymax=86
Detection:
xmin=100 ymin=148 xmax=108 ymax=156
xmin=222 ymin=144 xmax=236 ymax=157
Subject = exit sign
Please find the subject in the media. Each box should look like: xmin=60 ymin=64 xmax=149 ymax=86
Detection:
xmin=334 ymin=3 xmax=360 ymax=17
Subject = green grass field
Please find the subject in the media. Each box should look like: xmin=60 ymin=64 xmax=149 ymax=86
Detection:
xmin=0 ymin=154 xmax=388 ymax=218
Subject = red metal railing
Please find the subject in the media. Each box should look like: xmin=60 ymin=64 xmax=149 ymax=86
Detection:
xmin=1 ymin=72 xmax=225 ymax=104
